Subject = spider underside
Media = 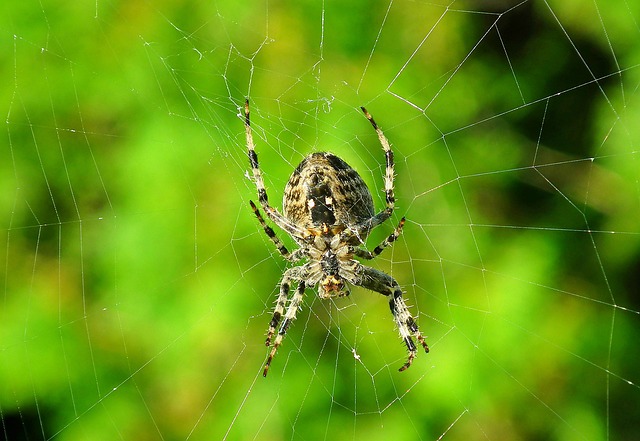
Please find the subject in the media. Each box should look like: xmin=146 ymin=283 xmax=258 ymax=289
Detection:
xmin=244 ymin=100 xmax=429 ymax=377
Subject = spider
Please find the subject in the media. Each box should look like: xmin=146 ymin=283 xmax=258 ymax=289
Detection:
xmin=244 ymin=100 xmax=429 ymax=377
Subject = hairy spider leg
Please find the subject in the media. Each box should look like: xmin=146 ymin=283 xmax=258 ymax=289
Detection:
xmin=355 ymin=109 xmax=429 ymax=369
xmin=352 ymin=217 xmax=406 ymax=260
xmin=245 ymin=100 xmax=304 ymax=239
xmin=264 ymin=280 xmax=306 ymax=377
xmin=249 ymin=200 xmax=307 ymax=262
xmin=358 ymin=266 xmax=429 ymax=371
xmin=249 ymin=200 xmax=291 ymax=259
xmin=358 ymin=107 xmax=396 ymax=234
xmin=264 ymin=266 xmax=304 ymax=347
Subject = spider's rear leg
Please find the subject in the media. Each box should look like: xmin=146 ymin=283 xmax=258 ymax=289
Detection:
xmin=250 ymin=200 xmax=304 ymax=261
xmin=244 ymin=100 xmax=303 ymax=239
xmin=353 ymin=217 xmax=405 ymax=260
xmin=264 ymin=280 xmax=306 ymax=377
xmin=359 ymin=106 xmax=396 ymax=231
xmin=358 ymin=266 xmax=429 ymax=371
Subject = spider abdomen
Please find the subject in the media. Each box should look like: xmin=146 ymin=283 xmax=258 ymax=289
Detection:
xmin=283 ymin=152 xmax=374 ymax=228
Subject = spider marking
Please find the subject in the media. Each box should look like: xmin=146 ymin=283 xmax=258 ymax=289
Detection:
xmin=244 ymin=100 xmax=429 ymax=377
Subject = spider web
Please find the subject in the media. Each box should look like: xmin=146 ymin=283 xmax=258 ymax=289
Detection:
xmin=2 ymin=0 xmax=640 ymax=439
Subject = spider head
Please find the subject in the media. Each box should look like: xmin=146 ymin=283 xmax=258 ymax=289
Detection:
xmin=320 ymin=274 xmax=348 ymax=296
xmin=319 ymin=250 xmax=350 ymax=297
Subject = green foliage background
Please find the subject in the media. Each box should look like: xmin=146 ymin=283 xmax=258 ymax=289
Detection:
xmin=1 ymin=1 xmax=639 ymax=440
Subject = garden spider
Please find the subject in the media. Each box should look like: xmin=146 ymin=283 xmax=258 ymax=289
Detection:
xmin=244 ymin=100 xmax=429 ymax=377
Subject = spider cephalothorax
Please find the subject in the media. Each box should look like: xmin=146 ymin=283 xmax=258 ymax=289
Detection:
xmin=244 ymin=100 xmax=429 ymax=377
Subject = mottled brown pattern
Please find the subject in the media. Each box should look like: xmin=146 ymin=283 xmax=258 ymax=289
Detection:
xmin=283 ymin=152 xmax=374 ymax=228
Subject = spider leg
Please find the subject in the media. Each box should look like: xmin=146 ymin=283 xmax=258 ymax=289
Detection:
xmin=264 ymin=280 xmax=306 ymax=377
xmin=250 ymin=200 xmax=306 ymax=261
xmin=245 ymin=99 xmax=304 ymax=238
xmin=357 ymin=265 xmax=429 ymax=371
xmin=358 ymin=107 xmax=396 ymax=233
xmin=265 ymin=267 xmax=304 ymax=346
xmin=353 ymin=217 xmax=405 ymax=260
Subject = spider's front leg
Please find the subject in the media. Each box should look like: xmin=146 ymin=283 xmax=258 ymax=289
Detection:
xmin=358 ymin=266 xmax=429 ymax=371
xmin=263 ymin=267 xmax=307 ymax=377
